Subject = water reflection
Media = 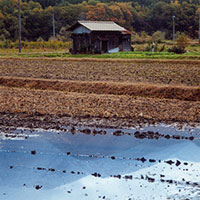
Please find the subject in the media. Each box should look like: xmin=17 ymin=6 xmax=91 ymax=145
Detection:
xmin=0 ymin=124 xmax=200 ymax=200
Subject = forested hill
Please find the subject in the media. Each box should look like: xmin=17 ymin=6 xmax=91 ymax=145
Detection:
xmin=23 ymin=0 xmax=199 ymax=8
xmin=0 ymin=0 xmax=200 ymax=41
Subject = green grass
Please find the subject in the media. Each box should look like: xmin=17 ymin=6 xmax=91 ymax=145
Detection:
xmin=5 ymin=51 xmax=199 ymax=60
xmin=1 ymin=42 xmax=200 ymax=60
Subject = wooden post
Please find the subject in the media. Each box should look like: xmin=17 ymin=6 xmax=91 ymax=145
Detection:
xmin=172 ymin=16 xmax=175 ymax=41
xmin=199 ymin=12 xmax=200 ymax=44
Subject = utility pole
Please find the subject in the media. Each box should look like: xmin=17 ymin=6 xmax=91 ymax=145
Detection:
xmin=52 ymin=13 xmax=56 ymax=41
xmin=199 ymin=12 xmax=200 ymax=44
xmin=18 ymin=0 xmax=22 ymax=53
xmin=172 ymin=15 xmax=176 ymax=41
xmin=199 ymin=0 xmax=200 ymax=43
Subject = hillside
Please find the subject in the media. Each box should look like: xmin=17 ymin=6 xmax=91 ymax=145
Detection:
xmin=0 ymin=0 xmax=199 ymax=41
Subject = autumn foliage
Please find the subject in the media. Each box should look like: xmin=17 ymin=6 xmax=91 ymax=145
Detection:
xmin=0 ymin=0 xmax=200 ymax=41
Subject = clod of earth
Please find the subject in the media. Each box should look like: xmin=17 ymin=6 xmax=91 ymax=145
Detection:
xmin=31 ymin=150 xmax=36 ymax=155
xmin=136 ymin=157 xmax=147 ymax=163
xmin=146 ymin=176 xmax=155 ymax=183
xmin=149 ymin=159 xmax=156 ymax=163
xmin=80 ymin=128 xmax=91 ymax=135
xmin=175 ymin=160 xmax=181 ymax=167
xmin=165 ymin=160 xmax=175 ymax=165
xmin=37 ymin=167 xmax=46 ymax=171
xmin=48 ymin=168 xmax=55 ymax=172
xmin=113 ymin=130 xmax=124 ymax=136
xmin=124 ymin=175 xmax=133 ymax=180
xmin=92 ymin=173 xmax=101 ymax=177
xmin=35 ymin=185 xmax=42 ymax=190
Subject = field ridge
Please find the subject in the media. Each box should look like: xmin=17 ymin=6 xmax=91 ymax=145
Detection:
xmin=0 ymin=76 xmax=199 ymax=102
xmin=1 ymin=57 xmax=200 ymax=64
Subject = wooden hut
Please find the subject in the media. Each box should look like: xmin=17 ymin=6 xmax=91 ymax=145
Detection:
xmin=68 ymin=21 xmax=132 ymax=54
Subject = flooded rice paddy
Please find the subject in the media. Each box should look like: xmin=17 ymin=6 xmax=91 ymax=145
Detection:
xmin=0 ymin=124 xmax=200 ymax=200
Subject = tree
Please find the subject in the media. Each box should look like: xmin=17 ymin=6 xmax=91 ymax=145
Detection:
xmin=86 ymin=3 xmax=108 ymax=20
xmin=0 ymin=0 xmax=199 ymax=41
xmin=88 ymin=0 xmax=99 ymax=6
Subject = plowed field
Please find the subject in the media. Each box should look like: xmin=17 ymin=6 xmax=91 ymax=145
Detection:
xmin=0 ymin=58 xmax=200 ymax=86
xmin=0 ymin=58 xmax=199 ymax=124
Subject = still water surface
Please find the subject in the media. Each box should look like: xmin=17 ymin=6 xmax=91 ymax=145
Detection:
xmin=0 ymin=124 xmax=200 ymax=200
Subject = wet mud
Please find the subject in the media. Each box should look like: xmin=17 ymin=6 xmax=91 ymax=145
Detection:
xmin=0 ymin=112 xmax=199 ymax=132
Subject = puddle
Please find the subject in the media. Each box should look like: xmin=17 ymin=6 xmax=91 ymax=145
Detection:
xmin=0 ymin=124 xmax=200 ymax=200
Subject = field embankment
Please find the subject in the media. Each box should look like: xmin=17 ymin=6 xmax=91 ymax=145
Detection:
xmin=0 ymin=76 xmax=199 ymax=102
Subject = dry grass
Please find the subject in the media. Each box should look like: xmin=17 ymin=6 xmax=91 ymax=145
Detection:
xmin=0 ymin=58 xmax=200 ymax=86
xmin=0 ymin=86 xmax=199 ymax=122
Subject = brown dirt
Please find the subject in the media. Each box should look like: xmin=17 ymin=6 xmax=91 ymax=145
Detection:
xmin=0 ymin=86 xmax=199 ymax=123
xmin=0 ymin=58 xmax=200 ymax=86
xmin=0 ymin=58 xmax=199 ymax=125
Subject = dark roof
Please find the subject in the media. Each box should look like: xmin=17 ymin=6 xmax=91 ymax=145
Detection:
xmin=68 ymin=20 xmax=127 ymax=32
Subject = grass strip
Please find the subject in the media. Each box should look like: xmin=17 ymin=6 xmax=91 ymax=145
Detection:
xmin=1 ymin=51 xmax=200 ymax=60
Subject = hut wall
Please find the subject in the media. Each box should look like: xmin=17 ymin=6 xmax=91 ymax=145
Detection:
xmin=71 ymin=30 xmax=132 ymax=54
xmin=73 ymin=26 xmax=91 ymax=34
xmin=90 ymin=31 xmax=121 ymax=53
xmin=71 ymin=33 xmax=90 ymax=54
xmin=122 ymin=35 xmax=132 ymax=52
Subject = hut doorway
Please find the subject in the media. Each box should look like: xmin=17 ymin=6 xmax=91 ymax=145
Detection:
xmin=102 ymin=40 xmax=108 ymax=53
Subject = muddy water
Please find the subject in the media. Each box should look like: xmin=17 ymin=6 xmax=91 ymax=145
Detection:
xmin=0 ymin=124 xmax=200 ymax=200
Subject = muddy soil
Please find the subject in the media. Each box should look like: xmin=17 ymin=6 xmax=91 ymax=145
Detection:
xmin=0 ymin=112 xmax=199 ymax=133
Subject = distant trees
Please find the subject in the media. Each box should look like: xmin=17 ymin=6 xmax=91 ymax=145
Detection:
xmin=0 ymin=0 xmax=200 ymax=41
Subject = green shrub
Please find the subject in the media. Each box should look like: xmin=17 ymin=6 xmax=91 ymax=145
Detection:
xmin=168 ymin=46 xmax=186 ymax=54
xmin=132 ymin=32 xmax=152 ymax=44
xmin=152 ymin=31 xmax=165 ymax=43
xmin=159 ymin=44 xmax=165 ymax=52
xmin=0 ymin=41 xmax=4 ymax=48
xmin=37 ymin=37 xmax=44 ymax=42
xmin=0 ymin=34 xmax=6 ymax=42
xmin=168 ymin=33 xmax=190 ymax=54
xmin=176 ymin=33 xmax=190 ymax=50
xmin=3 ymin=40 xmax=14 ymax=48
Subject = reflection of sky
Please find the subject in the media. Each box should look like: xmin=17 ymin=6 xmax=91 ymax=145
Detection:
xmin=0 ymin=125 xmax=200 ymax=200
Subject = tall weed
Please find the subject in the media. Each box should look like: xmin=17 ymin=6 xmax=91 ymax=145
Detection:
xmin=0 ymin=41 xmax=72 ymax=50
